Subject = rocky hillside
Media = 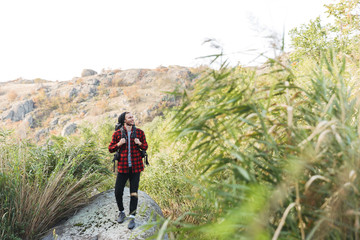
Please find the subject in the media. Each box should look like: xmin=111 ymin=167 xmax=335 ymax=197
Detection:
xmin=0 ymin=65 xmax=197 ymax=141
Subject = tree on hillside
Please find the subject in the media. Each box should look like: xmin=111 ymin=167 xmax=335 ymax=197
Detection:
xmin=290 ymin=0 xmax=360 ymax=60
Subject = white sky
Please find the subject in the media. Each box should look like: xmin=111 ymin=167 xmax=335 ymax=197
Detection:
xmin=0 ymin=0 xmax=328 ymax=82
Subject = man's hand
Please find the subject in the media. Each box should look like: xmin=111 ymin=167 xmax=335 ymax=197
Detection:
xmin=117 ymin=138 xmax=126 ymax=147
xmin=134 ymin=138 xmax=142 ymax=146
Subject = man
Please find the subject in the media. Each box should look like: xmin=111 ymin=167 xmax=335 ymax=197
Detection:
xmin=108 ymin=112 xmax=148 ymax=229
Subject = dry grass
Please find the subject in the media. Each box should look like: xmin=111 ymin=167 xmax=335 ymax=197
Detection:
xmin=32 ymin=88 xmax=47 ymax=105
xmin=14 ymin=163 xmax=97 ymax=237
xmin=97 ymin=84 xmax=109 ymax=96
xmin=34 ymin=78 xmax=48 ymax=84
xmin=7 ymin=90 xmax=18 ymax=102
xmin=75 ymin=78 xmax=84 ymax=85
xmin=78 ymin=92 xmax=89 ymax=102
xmin=89 ymin=98 xmax=110 ymax=116
xmin=111 ymin=75 xmax=125 ymax=87
xmin=155 ymin=66 xmax=169 ymax=73
xmin=123 ymin=85 xmax=141 ymax=103
xmin=109 ymin=88 xmax=119 ymax=98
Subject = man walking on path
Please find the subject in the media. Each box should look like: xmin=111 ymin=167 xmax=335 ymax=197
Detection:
xmin=108 ymin=112 xmax=148 ymax=229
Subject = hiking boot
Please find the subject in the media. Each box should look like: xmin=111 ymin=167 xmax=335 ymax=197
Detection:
xmin=128 ymin=218 xmax=135 ymax=229
xmin=117 ymin=211 xmax=126 ymax=223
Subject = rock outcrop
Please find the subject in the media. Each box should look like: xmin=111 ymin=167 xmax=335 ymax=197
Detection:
xmin=61 ymin=123 xmax=77 ymax=136
xmin=113 ymin=69 xmax=147 ymax=86
xmin=0 ymin=66 xmax=198 ymax=141
xmin=35 ymin=128 xmax=48 ymax=141
xmin=82 ymin=69 xmax=98 ymax=77
xmin=2 ymin=99 xmax=35 ymax=122
xmin=41 ymin=188 xmax=166 ymax=240
xmin=24 ymin=114 xmax=35 ymax=128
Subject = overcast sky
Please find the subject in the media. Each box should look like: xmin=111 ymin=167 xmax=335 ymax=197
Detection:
xmin=0 ymin=0 xmax=328 ymax=82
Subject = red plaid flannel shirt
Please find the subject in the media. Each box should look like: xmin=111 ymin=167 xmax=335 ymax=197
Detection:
xmin=108 ymin=126 xmax=148 ymax=173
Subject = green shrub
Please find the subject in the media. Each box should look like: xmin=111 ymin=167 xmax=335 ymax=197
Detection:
xmin=290 ymin=0 xmax=360 ymax=62
xmin=140 ymin=114 xmax=213 ymax=224
xmin=0 ymin=131 xmax=110 ymax=239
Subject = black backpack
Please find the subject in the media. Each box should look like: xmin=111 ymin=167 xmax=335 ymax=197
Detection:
xmin=112 ymin=124 xmax=149 ymax=171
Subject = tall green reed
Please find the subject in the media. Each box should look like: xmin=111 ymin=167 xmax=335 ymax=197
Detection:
xmin=157 ymin=50 xmax=360 ymax=239
xmin=140 ymin=113 xmax=212 ymax=224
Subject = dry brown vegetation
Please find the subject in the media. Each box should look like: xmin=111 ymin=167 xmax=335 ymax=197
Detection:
xmin=109 ymin=88 xmax=119 ymax=98
xmin=111 ymin=75 xmax=125 ymax=87
xmin=33 ymin=78 xmax=48 ymax=84
xmin=97 ymin=84 xmax=109 ymax=96
xmin=123 ymin=85 xmax=141 ymax=104
xmin=155 ymin=66 xmax=169 ymax=73
xmin=89 ymin=98 xmax=110 ymax=116
xmin=7 ymin=90 xmax=18 ymax=102
xmin=75 ymin=78 xmax=84 ymax=85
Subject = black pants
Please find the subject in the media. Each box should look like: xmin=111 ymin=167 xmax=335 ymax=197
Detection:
xmin=115 ymin=168 xmax=140 ymax=216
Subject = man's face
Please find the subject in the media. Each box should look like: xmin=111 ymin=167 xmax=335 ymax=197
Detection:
xmin=124 ymin=113 xmax=135 ymax=126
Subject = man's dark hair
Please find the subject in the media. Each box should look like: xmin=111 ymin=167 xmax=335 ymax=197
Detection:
xmin=118 ymin=111 xmax=129 ymax=126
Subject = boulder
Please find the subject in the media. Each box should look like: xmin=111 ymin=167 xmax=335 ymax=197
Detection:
xmin=59 ymin=117 xmax=70 ymax=126
xmin=2 ymin=109 xmax=14 ymax=121
xmin=69 ymin=88 xmax=78 ymax=98
xmin=49 ymin=117 xmax=59 ymax=129
xmin=2 ymin=99 xmax=35 ymax=122
xmin=87 ymin=78 xmax=100 ymax=86
xmin=143 ymin=71 xmax=158 ymax=84
xmin=24 ymin=114 xmax=35 ymax=128
xmin=113 ymin=69 xmax=148 ymax=86
xmin=41 ymin=188 xmax=167 ymax=240
xmin=61 ymin=123 xmax=77 ymax=136
xmin=80 ymin=85 xmax=98 ymax=98
xmin=82 ymin=69 xmax=98 ymax=77
xmin=35 ymin=128 xmax=49 ymax=141
xmin=167 ymin=67 xmax=193 ymax=86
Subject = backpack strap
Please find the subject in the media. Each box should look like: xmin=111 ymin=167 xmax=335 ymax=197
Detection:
xmin=113 ymin=127 xmax=126 ymax=173
xmin=132 ymin=126 xmax=149 ymax=166
xmin=132 ymin=126 xmax=137 ymax=139
xmin=120 ymin=127 xmax=127 ymax=139
xmin=144 ymin=151 xmax=149 ymax=166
